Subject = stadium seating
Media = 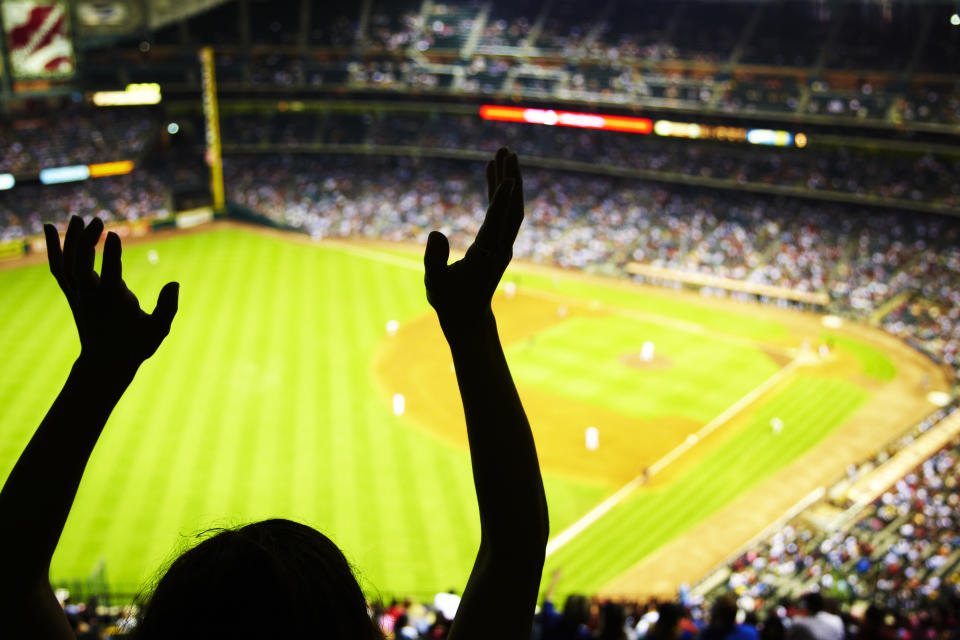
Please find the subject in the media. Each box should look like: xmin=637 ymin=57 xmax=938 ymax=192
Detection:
xmin=74 ymin=0 xmax=958 ymax=127
xmin=213 ymin=110 xmax=960 ymax=209
xmin=0 ymin=108 xmax=157 ymax=176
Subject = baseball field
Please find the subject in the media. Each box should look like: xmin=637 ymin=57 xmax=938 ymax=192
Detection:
xmin=0 ymin=224 xmax=946 ymax=600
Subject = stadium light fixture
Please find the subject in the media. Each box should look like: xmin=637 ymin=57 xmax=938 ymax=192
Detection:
xmin=0 ymin=174 xmax=14 ymax=190
xmin=479 ymin=105 xmax=653 ymax=134
xmin=88 ymin=160 xmax=135 ymax=178
xmin=951 ymin=13 xmax=960 ymax=26
xmin=92 ymin=83 xmax=162 ymax=106
xmin=39 ymin=165 xmax=90 ymax=185
xmin=746 ymin=129 xmax=795 ymax=147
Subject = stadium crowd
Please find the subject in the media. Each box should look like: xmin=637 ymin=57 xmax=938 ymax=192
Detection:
xmin=217 ymin=111 xmax=960 ymax=209
xmin=75 ymin=0 xmax=958 ymax=126
xmin=0 ymin=173 xmax=168 ymax=243
xmin=0 ymin=109 xmax=157 ymax=176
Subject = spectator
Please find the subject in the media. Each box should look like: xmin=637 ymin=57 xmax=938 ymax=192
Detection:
xmin=790 ymin=593 xmax=843 ymax=640
xmin=702 ymin=596 xmax=759 ymax=640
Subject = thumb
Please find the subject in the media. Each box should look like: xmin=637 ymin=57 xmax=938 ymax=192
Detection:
xmin=424 ymin=231 xmax=450 ymax=280
xmin=150 ymin=281 xmax=180 ymax=342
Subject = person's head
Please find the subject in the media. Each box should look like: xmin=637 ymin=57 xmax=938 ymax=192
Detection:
xmin=562 ymin=593 xmax=590 ymax=627
xmin=134 ymin=518 xmax=381 ymax=639
xmin=799 ymin=592 xmax=824 ymax=615
xmin=650 ymin=602 xmax=682 ymax=637
xmin=760 ymin=610 xmax=785 ymax=640
xmin=709 ymin=595 xmax=738 ymax=630
xmin=597 ymin=601 xmax=626 ymax=639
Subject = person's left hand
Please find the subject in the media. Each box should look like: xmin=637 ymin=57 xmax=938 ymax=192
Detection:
xmin=44 ymin=215 xmax=179 ymax=376
xmin=424 ymin=147 xmax=524 ymax=337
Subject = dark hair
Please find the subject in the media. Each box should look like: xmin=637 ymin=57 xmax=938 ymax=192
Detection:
xmin=134 ymin=519 xmax=381 ymax=639
xmin=647 ymin=602 xmax=683 ymax=639
xmin=800 ymin=592 xmax=824 ymax=614
xmin=562 ymin=594 xmax=590 ymax=627
xmin=710 ymin=595 xmax=738 ymax=630
xmin=597 ymin=602 xmax=627 ymax=640
xmin=656 ymin=602 xmax=682 ymax=629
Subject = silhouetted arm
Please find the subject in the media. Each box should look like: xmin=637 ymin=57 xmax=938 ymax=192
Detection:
xmin=0 ymin=216 xmax=178 ymax=638
xmin=424 ymin=148 xmax=549 ymax=640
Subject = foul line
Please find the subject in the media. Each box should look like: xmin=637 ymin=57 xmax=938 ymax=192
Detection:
xmin=545 ymin=356 xmax=805 ymax=557
xmin=323 ymin=241 xmax=425 ymax=271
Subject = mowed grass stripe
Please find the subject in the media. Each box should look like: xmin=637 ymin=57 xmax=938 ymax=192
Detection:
xmin=0 ymin=269 xmax=77 ymax=454
xmin=544 ymin=376 xmax=868 ymax=594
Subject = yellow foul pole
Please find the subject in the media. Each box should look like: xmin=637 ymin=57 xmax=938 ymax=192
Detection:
xmin=199 ymin=46 xmax=225 ymax=212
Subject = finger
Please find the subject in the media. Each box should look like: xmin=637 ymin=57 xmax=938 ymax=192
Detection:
xmin=150 ymin=282 xmax=180 ymax=342
xmin=505 ymin=151 xmax=521 ymax=182
xmin=78 ymin=217 xmax=104 ymax=288
xmin=475 ymin=178 xmax=514 ymax=250
xmin=501 ymin=152 xmax=524 ymax=246
xmin=62 ymin=215 xmax=84 ymax=286
xmin=424 ymin=231 xmax=450 ymax=281
xmin=101 ymin=231 xmax=122 ymax=288
xmin=494 ymin=147 xmax=509 ymax=186
xmin=43 ymin=224 xmax=64 ymax=281
xmin=486 ymin=160 xmax=496 ymax=203
xmin=502 ymin=175 xmax=525 ymax=248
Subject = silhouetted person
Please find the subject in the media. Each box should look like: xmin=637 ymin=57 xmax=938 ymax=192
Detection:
xmin=853 ymin=604 xmax=895 ymax=640
xmin=702 ymin=595 xmax=758 ymax=640
xmin=0 ymin=147 xmax=549 ymax=640
xmin=759 ymin=610 xmax=785 ymax=640
xmin=791 ymin=593 xmax=843 ymax=640
xmin=644 ymin=602 xmax=692 ymax=640
xmin=594 ymin=602 xmax=628 ymax=640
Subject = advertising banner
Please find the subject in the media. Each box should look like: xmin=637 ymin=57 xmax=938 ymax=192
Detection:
xmin=0 ymin=239 xmax=25 ymax=260
xmin=2 ymin=1 xmax=75 ymax=78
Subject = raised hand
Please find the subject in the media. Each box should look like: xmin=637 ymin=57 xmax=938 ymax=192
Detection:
xmin=44 ymin=215 xmax=179 ymax=376
xmin=424 ymin=147 xmax=524 ymax=336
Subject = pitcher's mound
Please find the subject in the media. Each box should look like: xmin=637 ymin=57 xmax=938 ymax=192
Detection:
xmin=620 ymin=353 xmax=674 ymax=370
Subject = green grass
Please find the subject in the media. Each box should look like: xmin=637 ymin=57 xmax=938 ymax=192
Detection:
xmin=544 ymin=375 xmax=870 ymax=595
xmin=0 ymin=227 xmax=875 ymax=598
xmin=824 ymin=333 xmax=898 ymax=381
xmin=506 ymin=315 xmax=780 ymax=424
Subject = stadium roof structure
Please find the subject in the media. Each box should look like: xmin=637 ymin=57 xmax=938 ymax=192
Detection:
xmin=76 ymin=0 xmax=232 ymax=38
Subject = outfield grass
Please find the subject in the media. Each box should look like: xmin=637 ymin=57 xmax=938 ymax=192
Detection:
xmin=0 ymin=227 xmax=882 ymax=598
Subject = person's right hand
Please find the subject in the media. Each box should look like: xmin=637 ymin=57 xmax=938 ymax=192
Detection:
xmin=424 ymin=147 xmax=524 ymax=337
xmin=45 ymin=215 xmax=179 ymax=377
